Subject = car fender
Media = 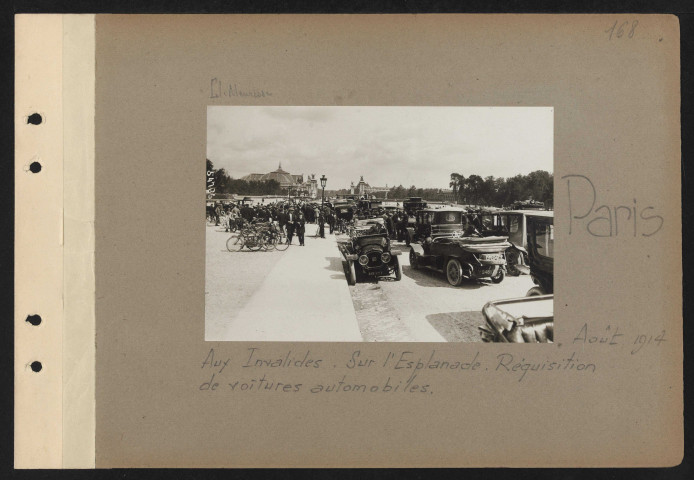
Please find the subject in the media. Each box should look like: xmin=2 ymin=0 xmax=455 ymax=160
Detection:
xmin=410 ymin=244 xmax=425 ymax=256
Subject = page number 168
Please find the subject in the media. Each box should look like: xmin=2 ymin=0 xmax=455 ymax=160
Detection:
xmin=606 ymin=20 xmax=638 ymax=40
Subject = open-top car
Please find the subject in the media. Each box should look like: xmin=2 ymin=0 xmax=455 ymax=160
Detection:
xmin=478 ymin=294 xmax=554 ymax=342
xmin=467 ymin=209 xmax=554 ymax=276
xmin=338 ymin=224 xmax=402 ymax=285
xmin=408 ymin=207 xmax=511 ymax=286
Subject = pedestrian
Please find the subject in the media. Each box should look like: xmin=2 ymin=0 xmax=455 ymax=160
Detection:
xmin=286 ymin=207 xmax=296 ymax=244
xmin=328 ymin=209 xmax=335 ymax=234
xmin=318 ymin=210 xmax=325 ymax=238
xmin=294 ymin=210 xmax=306 ymax=246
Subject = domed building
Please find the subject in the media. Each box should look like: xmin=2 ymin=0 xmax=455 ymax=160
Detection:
xmin=242 ymin=163 xmax=318 ymax=198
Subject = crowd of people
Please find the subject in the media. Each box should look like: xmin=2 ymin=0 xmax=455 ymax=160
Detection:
xmin=207 ymin=200 xmax=417 ymax=246
xmin=208 ymin=201 xmax=339 ymax=246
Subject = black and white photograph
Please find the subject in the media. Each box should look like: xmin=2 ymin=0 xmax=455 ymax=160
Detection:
xmin=205 ymin=106 xmax=554 ymax=342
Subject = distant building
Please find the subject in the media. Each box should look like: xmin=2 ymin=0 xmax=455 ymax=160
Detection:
xmin=350 ymin=176 xmax=390 ymax=198
xmin=241 ymin=163 xmax=317 ymax=199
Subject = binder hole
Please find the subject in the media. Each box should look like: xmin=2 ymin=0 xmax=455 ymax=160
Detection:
xmin=26 ymin=314 xmax=42 ymax=326
xmin=30 ymin=361 xmax=42 ymax=373
xmin=27 ymin=113 xmax=42 ymax=125
xmin=29 ymin=162 xmax=42 ymax=173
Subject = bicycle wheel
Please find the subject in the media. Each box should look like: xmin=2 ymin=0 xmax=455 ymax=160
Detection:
xmin=273 ymin=232 xmax=289 ymax=251
xmin=245 ymin=234 xmax=263 ymax=251
xmin=226 ymin=234 xmax=244 ymax=252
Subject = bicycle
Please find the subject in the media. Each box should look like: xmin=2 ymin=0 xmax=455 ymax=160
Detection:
xmin=226 ymin=226 xmax=267 ymax=252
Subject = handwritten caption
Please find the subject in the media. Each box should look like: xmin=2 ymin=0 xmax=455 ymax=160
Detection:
xmin=209 ymin=78 xmax=272 ymax=99
xmin=198 ymin=326 xmax=666 ymax=394
xmin=562 ymin=174 xmax=664 ymax=237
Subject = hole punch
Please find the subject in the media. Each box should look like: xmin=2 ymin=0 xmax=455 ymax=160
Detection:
xmin=26 ymin=314 xmax=42 ymax=326
xmin=29 ymin=162 xmax=42 ymax=173
xmin=27 ymin=113 xmax=42 ymax=125
xmin=30 ymin=361 xmax=42 ymax=373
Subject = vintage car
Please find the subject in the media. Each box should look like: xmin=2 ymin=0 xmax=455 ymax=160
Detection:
xmin=408 ymin=208 xmax=511 ymax=286
xmin=477 ymin=212 xmax=555 ymax=342
xmin=406 ymin=207 xmax=467 ymax=244
xmin=402 ymin=196 xmax=428 ymax=214
xmin=467 ymin=210 xmax=554 ymax=276
xmin=338 ymin=223 xmax=402 ymax=285
xmin=333 ymin=200 xmax=356 ymax=233
xmin=525 ymin=212 xmax=554 ymax=296
xmin=478 ymin=294 xmax=554 ymax=342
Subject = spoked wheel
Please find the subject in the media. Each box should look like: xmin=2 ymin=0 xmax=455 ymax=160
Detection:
xmin=274 ymin=233 xmax=289 ymax=251
xmin=226 ymin=235 xmax=244 ymax=252
xmin=393 ymin=257 xmax=402 ymax=281
xmin=491 ymin=266 xmax=505 ymax=284
xmin=446 ymin=258 xmax=464 ymax=286
xmin=347 ymin=262 xmax=357 ymax=286
xmin=527 ymin=286 xmax=544 ymax=297
xmin=409 ymin=249 xmax=419 ymax=270
xmin=245 ymin=234 xmax=263 ymax=251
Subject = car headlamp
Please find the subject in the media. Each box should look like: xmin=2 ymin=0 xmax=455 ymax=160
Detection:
xmin=358 ymin=255 xmax=369 ymax=266
xmin=381 ymin=252 xmax=391 ymax=263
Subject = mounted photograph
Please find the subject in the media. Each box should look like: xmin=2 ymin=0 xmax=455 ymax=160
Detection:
xmin=205 ymin=106 xmax=554 ymax=342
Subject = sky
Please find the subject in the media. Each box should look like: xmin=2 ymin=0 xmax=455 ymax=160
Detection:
xmin=207 ymin=106 xmax=553 ymax=190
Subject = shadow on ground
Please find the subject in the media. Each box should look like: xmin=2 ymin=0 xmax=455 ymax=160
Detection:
xmin=426 ymin=311 xmax=485 ymax=342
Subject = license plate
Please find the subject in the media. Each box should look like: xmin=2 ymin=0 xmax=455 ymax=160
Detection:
xmin=481 ymin=254 xmax=502 ymax=261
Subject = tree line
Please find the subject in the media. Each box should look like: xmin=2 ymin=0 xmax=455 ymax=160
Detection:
xmin=207 ymin=159 xmax=284 ymax=196
xmin=447 ymin=171 xmax=553 ymax=208
xmin=339 ymin=170 xmax=553 ymax=208
xmin=207 ymin=159 xmax=553 ymax=207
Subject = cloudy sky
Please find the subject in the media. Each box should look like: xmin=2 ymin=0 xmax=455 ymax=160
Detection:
xmin=207 ymin=106 xmax=553 ymax=190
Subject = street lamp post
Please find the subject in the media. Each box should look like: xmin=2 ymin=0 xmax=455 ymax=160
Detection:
xmin=320 ymin=175 xmax=327 ymax=208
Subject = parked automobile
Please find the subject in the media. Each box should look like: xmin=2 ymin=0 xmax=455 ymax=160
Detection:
xmin=338 ymin=225 xmax=402 ymax=285
xmin=406 ymin=207 xmax=467 ymax=244
xmin=478 ymin=294 xmax=554 ymax=342
xmin=408 ymin=208 xmax=510 ymax=285
xmin=525 ymin=212 xmax=554 ymax=296
xmin=334 ymin=201 xmax=356 ymax=233
xmin=477 ymin=211 xmax=555 ymax=342
xmin=468 ymin=210 xmax=554 ymax=276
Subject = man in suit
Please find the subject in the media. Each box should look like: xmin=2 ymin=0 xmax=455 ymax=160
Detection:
xmin=294 ymin=210 xmax=306 ymax=246
xmin=327 ymin=209 xmax=335 ymax=234
xmin=318 ymin=209 xmax=325 ymax=238
xmin=286 ymin=207 xmax=296 ymax=244
xmin=277 ymin=207 xmax=288 ymax=235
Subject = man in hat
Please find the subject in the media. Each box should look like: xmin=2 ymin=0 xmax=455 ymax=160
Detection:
xmin=286 ymin=206 xmax=296 ymax=244
xmin=294 ymin=209 xmax=306 ymax=246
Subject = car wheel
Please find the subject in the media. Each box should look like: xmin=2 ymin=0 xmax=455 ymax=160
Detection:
xmin=527 ymin=286 xmax=544 ymax=297
xmin=446 ymin=258 xmax=464 ymax=286
xmin=393 ymin=257 xmax=402 ymax=281
xmin=409 ymin=249 xmax=419 ymax=270
xmin=491 ymin=267 xmax=505 ymax=284
xmin=347 ymin=262 xmax=357 ymax=286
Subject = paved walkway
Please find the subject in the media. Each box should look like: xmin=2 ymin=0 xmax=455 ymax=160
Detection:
xmin=213 ymin=225 xmax=362 ymax=341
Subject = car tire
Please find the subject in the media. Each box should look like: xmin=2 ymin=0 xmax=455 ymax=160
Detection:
xmin=446 ymin=258 xmax=464 ymax=286
xmin=393 ymin=257 xmax=402 ymax=281
xmin=527 ymin=286 xmax=544 ymax=297
xmin=409 ymin=249 xmax=419 ymax=270
xmin=491 ymin=267 xmax=505 ymax=284
xmin=347 ymin=261 xmax=357 ymax=286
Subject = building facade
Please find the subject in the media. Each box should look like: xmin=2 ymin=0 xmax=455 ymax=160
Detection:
xmin=242 ymin=163 xmax=317 ymax=199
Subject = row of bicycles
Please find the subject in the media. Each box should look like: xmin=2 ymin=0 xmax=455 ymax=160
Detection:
xmin=225 ymin=220 xmax=289 ymax=252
